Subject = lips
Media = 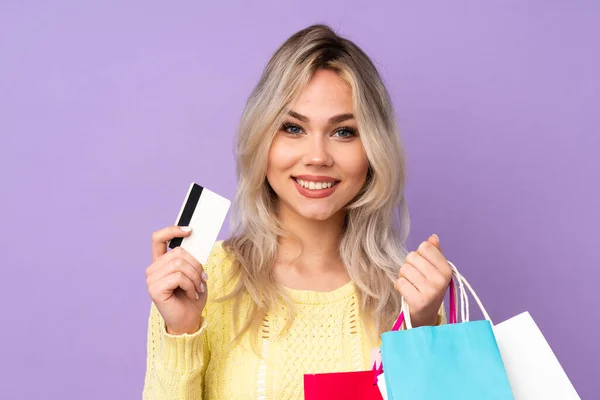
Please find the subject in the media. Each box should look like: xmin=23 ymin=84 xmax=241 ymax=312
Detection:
xmin=291 ymin=175 xmax=340 ymax=191
xmin=291 ymin=176 xmax=340 ymax=198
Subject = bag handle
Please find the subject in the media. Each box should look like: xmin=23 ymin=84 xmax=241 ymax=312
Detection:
xmin=391 ymin=260 xmax=493 ymax=331
xmin=450 ymin=261 xmax=492 ymax=323
xmin=449 ymin=275 xmax=457 ymax=324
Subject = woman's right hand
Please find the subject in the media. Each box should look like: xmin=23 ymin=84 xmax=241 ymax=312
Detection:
xmin=146 ymin=225 xmax=208 ymax=335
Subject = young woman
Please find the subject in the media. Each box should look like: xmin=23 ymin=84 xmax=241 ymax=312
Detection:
xmin=143 ymin=24 xmax=452 ymax=399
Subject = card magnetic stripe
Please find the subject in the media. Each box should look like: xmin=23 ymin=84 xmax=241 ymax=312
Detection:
xmin=168 ymin=184 xmax=203 ymax=249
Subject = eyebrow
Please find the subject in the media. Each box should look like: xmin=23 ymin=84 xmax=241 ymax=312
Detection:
xmin=287 ymin=110 xmax=355 ymax=124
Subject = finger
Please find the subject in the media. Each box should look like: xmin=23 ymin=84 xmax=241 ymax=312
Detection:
xmin=416 ymin=242 xmax=452 ymax=283
xmin=405 ymin=251 xmax=442 ymax=287
xmin=394 ymin=277 xmax=420 ymax=306
xmin=399 ymin=262 xmax=428 ymax=292
xmin=147 ymin=246 xmax=206 ymax=280
xmin=427 ymin=234 xmax=442 ymax=252
xmin=147 ymin=256 xmax=204 ymax=295
xmin=150 ymin=271 xmax=199 ymax=303
xmin=170 ymin=247 xmax=207 ymax=280
xmin=416 ymin=241 xmax=445 ymax=268
xmin=151 ymin=225 xmax=193 ymax=261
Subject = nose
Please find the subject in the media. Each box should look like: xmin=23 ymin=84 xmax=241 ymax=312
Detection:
xmin=302 ymin=134 xmax=333 ymax=167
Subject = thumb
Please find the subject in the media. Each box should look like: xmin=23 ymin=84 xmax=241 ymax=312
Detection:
xmin=428 ymin=234 xmax=441 ymax=251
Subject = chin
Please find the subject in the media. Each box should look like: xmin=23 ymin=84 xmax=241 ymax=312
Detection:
xmin=296 ymin=205 xmax=341 ymax=221
xmin=303 ymin=212 xmax=333 ymax=221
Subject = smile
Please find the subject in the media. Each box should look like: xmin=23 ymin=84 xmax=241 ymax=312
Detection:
xmin=295 ymin=179 xmax=334 ymax=190
xmin=291 ymin=176 xmax=340 ymax=199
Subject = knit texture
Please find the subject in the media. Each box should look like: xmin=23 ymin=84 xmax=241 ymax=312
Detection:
xmin=143 ymin=241 xmax=445 ymax=399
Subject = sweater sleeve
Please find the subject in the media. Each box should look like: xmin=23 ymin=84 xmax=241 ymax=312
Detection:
xmin=142 ymin=240 xmax=230 ymax=399
xmin=142 ymin=302 xmax=210 ymax=400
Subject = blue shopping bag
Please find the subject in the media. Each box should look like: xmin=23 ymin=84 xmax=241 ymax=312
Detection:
xmin=380 ymin=261 xmax=514 ymax=400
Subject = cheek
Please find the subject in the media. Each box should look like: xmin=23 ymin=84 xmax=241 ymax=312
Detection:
xmin=267 ymin=138 xmax=296 ymax=180
xmin=340 ymin=146 xmax=369 ymax=183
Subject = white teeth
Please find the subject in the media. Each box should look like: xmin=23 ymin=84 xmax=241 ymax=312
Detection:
xmin=295 ymin=179 xmax=334 ymax=190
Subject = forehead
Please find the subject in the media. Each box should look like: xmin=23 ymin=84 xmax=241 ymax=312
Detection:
xmin=290 ymin=69 xmax=354 ymax=122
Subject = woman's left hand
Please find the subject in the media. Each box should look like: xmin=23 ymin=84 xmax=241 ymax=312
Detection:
xmin=394 ymin=234 xmax=453 ymax=327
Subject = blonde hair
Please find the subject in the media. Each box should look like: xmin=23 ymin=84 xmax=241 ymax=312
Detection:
xmin=221 ymin=23 xmax=410 ymax=351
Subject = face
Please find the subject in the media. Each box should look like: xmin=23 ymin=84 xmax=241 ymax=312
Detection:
xmin=266 ymin=69 xmax=369 ymax=222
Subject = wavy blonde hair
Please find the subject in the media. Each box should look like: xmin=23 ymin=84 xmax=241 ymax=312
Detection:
xmin=221 ymin=23 xmax=410 ymax=351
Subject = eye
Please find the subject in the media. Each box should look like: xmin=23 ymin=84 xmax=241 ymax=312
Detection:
xmin=332 ymin=126 xmax=358 ymax=138
xmin=281 ymin=122 xmax=304 ymax=135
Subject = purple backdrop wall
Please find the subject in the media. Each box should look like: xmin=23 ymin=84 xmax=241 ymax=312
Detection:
xmin=1 ymin=1 xmax=598 ymax=398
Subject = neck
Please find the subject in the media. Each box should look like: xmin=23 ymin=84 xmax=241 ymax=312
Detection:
xmin=276 ymin=204 xmax=345 ymax=273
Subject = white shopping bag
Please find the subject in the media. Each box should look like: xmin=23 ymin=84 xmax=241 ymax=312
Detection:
xmin=493 ymin=312 xmax=580 ymax=399
xmin=376 ymin=373 xmax=388 ymax=400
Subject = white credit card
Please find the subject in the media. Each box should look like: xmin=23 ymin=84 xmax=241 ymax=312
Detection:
xmin=168 ymin=182 xmax=231 ymax=265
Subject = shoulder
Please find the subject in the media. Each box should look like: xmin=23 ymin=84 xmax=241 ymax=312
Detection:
xmin=205 ymin=240 xmax=230 ymax=270
xmin=204 ymin=240 xmax=237 ymax=298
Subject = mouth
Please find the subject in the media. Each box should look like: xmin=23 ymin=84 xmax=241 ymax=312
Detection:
xmin=290 ymin=176 xmax=341 ymax=199
xmin=291 ymin=177 xmax=340 ymax=190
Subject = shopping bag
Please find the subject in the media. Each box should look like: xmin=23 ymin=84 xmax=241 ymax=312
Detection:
xmin=375 ymin=279 xmax=461 ymax=400
xmin=380 ymin=261 xmax=514 ymax=399
xmin=494 ymin=311 xmax=580 ymax=399
xmin=304 ymin=369 xmax=383 ymax=400
xmin=376 ymin=372 xmax=388 ymax=400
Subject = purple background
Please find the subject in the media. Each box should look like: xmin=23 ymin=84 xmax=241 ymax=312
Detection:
xmin=1 ymin=1 xmax=598 ymax=398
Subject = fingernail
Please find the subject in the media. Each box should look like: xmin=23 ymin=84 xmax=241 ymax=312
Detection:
xmin=180 ymin=226 xmax=192 ymax=232
xmin=202 ymin=271 xmax=208 ymax=281
xmin=195 ymin=291 xmax=200 ymax=300
xmin=432 ymin=234 xmax=439 ymax=242
xmin=200 ymin=282 xmax=206 ymax=293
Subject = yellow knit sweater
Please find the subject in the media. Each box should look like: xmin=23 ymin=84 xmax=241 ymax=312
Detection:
xmin=143 ymin=241 xmax=445 ymax=399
